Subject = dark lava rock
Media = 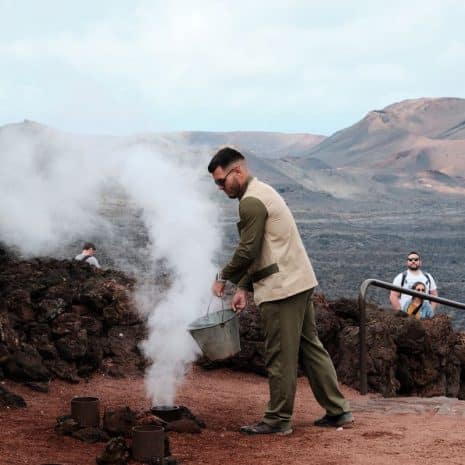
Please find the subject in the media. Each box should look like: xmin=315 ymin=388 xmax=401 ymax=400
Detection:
xmin=55 ymin=329 xmax=88 ymax=361
xmin=0 ymin=385 xmax=27 ymax=408
xmin=45 ymin=359 xmax=80 ymax=383
xmin=165 ymin=418 xmax=201 ymax=434
xmin=51 ymin=311 xmax=82 ymax=336
xmin=96 ymin=437 xmax=130 ymax=465
xmin=103 ymin=407 xmax=137 ymax=437
xmin=55 ymin=415 xmax=80 ymax=435
xmin=200 ymin=293 xmax=465 ymax=398
xmin=24 ymin=381 xmax=50 ymax=393
xmin=0 ymin=257 xmax=144 ymax=384
xmin=178 ymin=405 xmax=206 ymax=428
xmin=4 ymin=345 xmax=50 ymax=381
xmin=72 ymin=426 xmax=110 ymax=443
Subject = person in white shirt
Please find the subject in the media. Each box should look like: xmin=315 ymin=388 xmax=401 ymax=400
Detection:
xmin=74 ymin=242 xmax=100 ymax=268
xmin=389 ymin=251 xmax=438 ymax=312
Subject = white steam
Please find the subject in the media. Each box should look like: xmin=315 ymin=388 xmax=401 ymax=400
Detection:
xmin=118 ymin=147 xmax=221 ymax=404
xmin=0 ymin=122 xmax=222 ymax=405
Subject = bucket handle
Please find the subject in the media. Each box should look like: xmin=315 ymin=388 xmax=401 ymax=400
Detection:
xmin=207 ymin=296 xmax=227 ymax=324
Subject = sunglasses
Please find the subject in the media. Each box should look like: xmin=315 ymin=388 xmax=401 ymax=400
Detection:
xmin=214 ymin=167 xmax=236 ymax=187
xmin=407 ymin=257 xmax=419 ymax=262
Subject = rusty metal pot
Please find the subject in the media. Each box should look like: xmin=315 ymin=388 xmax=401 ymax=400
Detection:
xmin=132 ymin=425 xmax=164 ymax=463
xmin=150 ymin=405 xmax=182 ymax=423
xmin=71 ymin=396 xmax=100 ymax=427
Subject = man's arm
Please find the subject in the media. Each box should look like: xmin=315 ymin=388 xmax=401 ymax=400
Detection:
xmin=221 ymin=197 xmax=268 ymax=283
xmin=237 ymin=273 xmax=253 ymax=292
xmin=212 ymin=197 xmax=267 ymax=297
xmin=427 ymin=274 xmax=438 ymax=310
xmin=390 ymin=290 xmax=401 ymax=310
xmin=390 ymin=274 xmax=402 ymax=310
xmin=429 ymin=288 xmax=438 ymax=310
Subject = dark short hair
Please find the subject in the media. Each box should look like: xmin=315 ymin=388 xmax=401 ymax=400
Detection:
xmin=208 ymin=147 xmax=245 ymax=173
xmin=407 ymin=251 xmax=420 ymax=259
xmin=83 ymin=242 xmax=96 ymax=251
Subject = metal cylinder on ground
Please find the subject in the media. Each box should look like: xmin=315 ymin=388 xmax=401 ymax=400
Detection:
xmin=132 ymin=425 xmax=165 ymax=463
xmin=71 ymin=396 xmax=100 ymax=427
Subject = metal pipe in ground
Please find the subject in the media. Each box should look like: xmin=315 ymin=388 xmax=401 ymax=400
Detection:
xmin=132 ymin=425 xmax=165 ymax=463
xmin=71 ymin=396 xmax=100 ymax=427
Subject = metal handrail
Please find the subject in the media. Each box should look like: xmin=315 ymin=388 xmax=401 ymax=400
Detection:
xmin=358 ymin=279 xmax=465 ymax=395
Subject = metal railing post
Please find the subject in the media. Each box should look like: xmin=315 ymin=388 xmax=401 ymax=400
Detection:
xmin=358 ymin=279 xmax=465 ymax=395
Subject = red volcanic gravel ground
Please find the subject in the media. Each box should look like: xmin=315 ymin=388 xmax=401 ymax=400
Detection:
xmin=1 ymin=366 xmax=464 ymax=465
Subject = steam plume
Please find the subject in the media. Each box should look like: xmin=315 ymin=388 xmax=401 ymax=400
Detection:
xmin=0 ymin=121 xmax=221 ymax=405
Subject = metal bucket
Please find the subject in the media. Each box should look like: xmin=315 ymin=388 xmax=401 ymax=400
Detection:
xmin=132 ymin=425 xmax=164 ymax=463
xmin=71 ymin=396 xmax=100 ymax=427
xmin=188 ymin=308 xmax=240 ymax=361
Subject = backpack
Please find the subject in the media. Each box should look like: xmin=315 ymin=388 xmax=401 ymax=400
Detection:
xmin=401 ymin=270 xmax=432 ymax=291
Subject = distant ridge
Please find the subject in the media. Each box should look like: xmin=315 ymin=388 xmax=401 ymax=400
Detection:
xmin=0 ymin=121 xmax=325 ymax=160
xmin=3 ymin=97 xmax=465 ymax=200
xmin=169 ymin=130 xmax=325 ymax=159
xmin=0 ymin=120 xmax=329 ymax=200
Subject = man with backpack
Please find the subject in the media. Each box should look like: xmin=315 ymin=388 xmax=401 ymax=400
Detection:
xmin=75 ymin=242 xmax=100 ymax=268
xmin=389 ymin=251 xmax=438 ymax=312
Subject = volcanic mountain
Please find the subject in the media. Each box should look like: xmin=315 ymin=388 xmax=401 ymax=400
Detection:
xmin=279 ymin=98 xmax=465 ymax=198
xmin=2 ymin=98 xmax=465 ymax=200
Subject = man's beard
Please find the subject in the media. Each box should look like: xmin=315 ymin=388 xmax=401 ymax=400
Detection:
xmin=225 ymin=180 xmax=241 ymax=199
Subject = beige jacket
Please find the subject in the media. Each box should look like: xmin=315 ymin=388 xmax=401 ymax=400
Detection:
xmin=241 ymin=178 xmax=318 ymax=305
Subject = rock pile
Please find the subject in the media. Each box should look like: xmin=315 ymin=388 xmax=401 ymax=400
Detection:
xmin=2 ymin=247 xmax=465 ymax=400
xmin=203 ymin=294 xmax=465 ymax=398
xmin=0 ymin=251 xmax=145 ymax=388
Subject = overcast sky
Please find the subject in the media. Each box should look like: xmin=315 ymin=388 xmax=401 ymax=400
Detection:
xmin=1 ymin=0 xmax=464 ymax=136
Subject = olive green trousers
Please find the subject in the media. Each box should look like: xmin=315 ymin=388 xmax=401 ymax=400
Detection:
xmin=259 ymin=288 xmax=349 ymax=427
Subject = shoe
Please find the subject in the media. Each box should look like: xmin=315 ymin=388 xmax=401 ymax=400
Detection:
xmin=240 ymin=421 xmax=293 ymax=436
xmin=313 ymin=412 xmax=354 ymax=428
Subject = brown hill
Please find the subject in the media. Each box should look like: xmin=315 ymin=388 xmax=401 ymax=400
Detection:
xmin=299 ymin=98 xmax=465 ymax=171
xmin=283 ymin=98 xmax=465 ymax=197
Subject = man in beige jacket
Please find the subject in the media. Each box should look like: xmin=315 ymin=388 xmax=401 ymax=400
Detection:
xmin=209 ymin=147 xmax=352 ymax=435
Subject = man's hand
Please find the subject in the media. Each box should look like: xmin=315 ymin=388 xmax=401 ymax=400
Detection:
xmin=231 ymin=289 xmax=247 ymax=313
xmin=212 ymin=280 xmax=225 ymax=297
